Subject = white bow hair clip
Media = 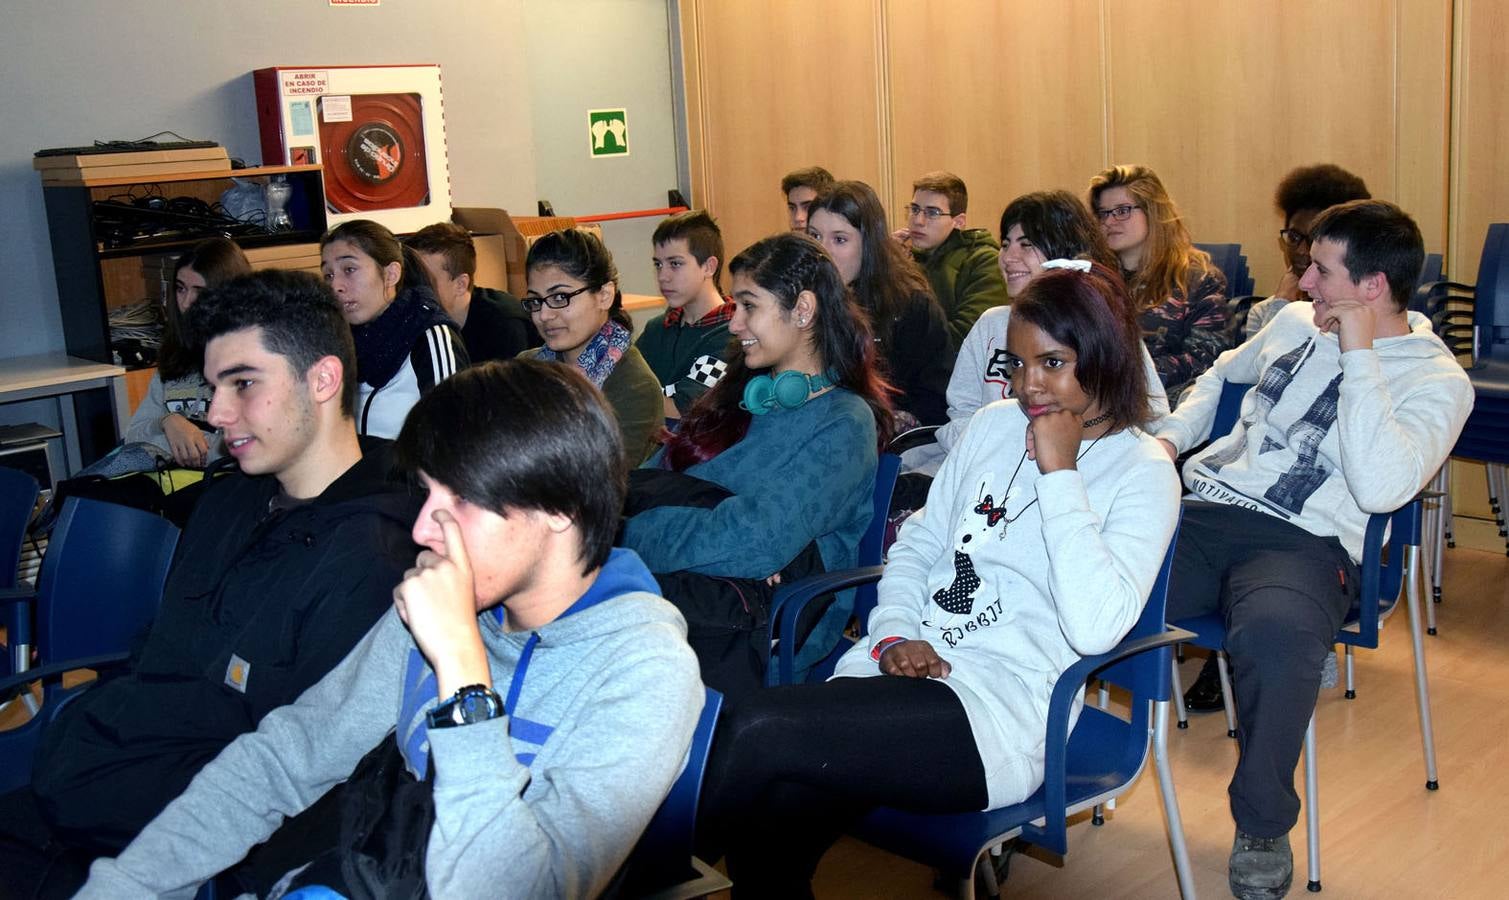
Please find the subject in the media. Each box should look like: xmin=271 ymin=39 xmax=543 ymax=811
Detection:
xmin=1040 ymin=258 xmax=1093 ymax=272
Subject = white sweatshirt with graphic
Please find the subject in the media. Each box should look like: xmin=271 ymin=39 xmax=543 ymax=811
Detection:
xmin=835 ymin=399 xmax=1180 ymax=809
xmin=1155 ymin=301 xmax=1473 ymax=562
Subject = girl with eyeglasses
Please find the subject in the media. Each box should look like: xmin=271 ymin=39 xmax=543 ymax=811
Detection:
xmin=519 ymin=228 xmax=662 ymax=466
xmin=320 ymin=220 xmax=470 ymax=440
xmin=805 ymin=180 xmax=953 ymax=429
xmin=695 ymin=262 xmax=1180 ymax=896
xmin=620 ymin=232 xmax=895 ymax=700
xmin=1088 ymin=164 xmax=1231 ymax=396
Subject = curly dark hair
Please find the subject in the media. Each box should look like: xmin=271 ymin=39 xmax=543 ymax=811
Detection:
xmin=1274 ymin=164 xmax=1371 ymax=224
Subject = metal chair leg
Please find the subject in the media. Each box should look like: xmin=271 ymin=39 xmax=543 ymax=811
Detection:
xmin=1343 ymin=646 xmax=1355 ymax=699
xmin=1430 ymin=468 xmax=1447 ymax=606
xmin=1215 ymin=652 xmax=1237 ymax=738
xmin=1095 ymin=681 xmax=1113 ymax=821
xmin=1489 ymin=464 xmax=1504 ymax=532
xmin=1152 ymin=700 xmax=1198 ymax=899
xmin=1443 ymin=469 xmax=1455 ymax=549
xmin=1403 ymin=544 xmax=1441 ymax=790
xmin=1304 ymin=713 xmax=1321 ymax=892
xmin=1171 ymin=657 xmax=1189 ymax=729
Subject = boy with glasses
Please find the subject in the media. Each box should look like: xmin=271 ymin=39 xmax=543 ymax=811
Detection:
xmin=899 ymin=171 xmax=1008 ymax=347
xmin=1243 ymin=165 xmax=1371 ymax=339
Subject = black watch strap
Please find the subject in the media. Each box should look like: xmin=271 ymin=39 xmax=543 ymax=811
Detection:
xmin=427 ymin=684 xmax=504 ymax=729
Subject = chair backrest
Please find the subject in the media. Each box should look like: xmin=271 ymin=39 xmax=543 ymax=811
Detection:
xmin=1210 ymin=378 xmax=1251 ymax=438
xmin=0 ymin=466 xmax=39 ymax=591
xmin=1195 ymin=242 xmax=1242 ymax=295
xmin=1473 ymin=223 xmax=1509 ymax=356
xmin=35 ymin=497 xmax=180 ymax=662
xmin=615 ymin=686 xmax=724 ymax=896
xmin=853 ymin=453 xmax=902 ymax=619
xmin=1419 ymin=252 xmax=1444 ymax=288
xmin=1094 ymin=529 xmax=1179 ymax=701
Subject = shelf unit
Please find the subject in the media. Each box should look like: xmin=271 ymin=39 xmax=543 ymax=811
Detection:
xmin=40 ymin=164 xmax=328 ymax=370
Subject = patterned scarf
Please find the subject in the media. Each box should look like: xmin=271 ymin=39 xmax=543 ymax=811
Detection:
xmin=536 ymin=319 xmax=631 ymax=388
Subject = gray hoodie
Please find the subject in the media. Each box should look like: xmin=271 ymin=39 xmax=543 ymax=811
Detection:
xmin=78 ymin=548 xmax=703 ymax=899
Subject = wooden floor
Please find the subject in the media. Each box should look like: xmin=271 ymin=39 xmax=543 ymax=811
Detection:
xmin=717 ymin=542 xmax=1509 ymax=900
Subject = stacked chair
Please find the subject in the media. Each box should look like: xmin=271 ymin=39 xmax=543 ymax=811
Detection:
xmin=1413 ymin=226 xmax=1509 ymax=610
xmin=1195 ymin=242 xmax=1255 ymax=297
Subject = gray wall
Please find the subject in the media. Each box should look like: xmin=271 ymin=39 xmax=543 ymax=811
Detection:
xmin=523 ymin=0 xmax=680 ymax=296
xmin=0 ymin=0 xmax=537 ymax=360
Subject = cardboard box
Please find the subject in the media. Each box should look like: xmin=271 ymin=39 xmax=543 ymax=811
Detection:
xmin=451 ymin=208 xmax=605 ymax=298
xmin=254 ymin=65 xmax=452 ymax=235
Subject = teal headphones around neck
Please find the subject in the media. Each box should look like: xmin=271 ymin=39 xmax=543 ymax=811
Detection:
xmin=740 ymin=369 xmax=837 ymax=415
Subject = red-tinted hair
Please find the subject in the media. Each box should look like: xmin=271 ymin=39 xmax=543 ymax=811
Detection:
xmin=1010 ymin=263 xmax=1151 ymax=430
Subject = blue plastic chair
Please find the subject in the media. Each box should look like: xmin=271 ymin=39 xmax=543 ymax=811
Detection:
xmin=764 ymin=452 xmax=901 ymax=685
xmin=1195 ymin=242 xmax=1251 ymax=296
xmin=0 ymin=497 xmax=180 ymax=794
xmin=613 ymin=686 xmax=730 ymax=899
xmin=0 ymin=466 xmax=38 ymax=592
xmin=768 ymin=533 xmax=1196 ymax=898
xmin=0 ymin=466 xmax=40 ymax=679
xmin=1168 ymin=380 xmax=1440 ymax=893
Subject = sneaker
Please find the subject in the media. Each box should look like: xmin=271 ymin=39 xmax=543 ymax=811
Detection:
xmin=1183 ymin=654 xmax=1225 ymax=713
xmin=1229 ymin=829 xmax=1293 ymax=899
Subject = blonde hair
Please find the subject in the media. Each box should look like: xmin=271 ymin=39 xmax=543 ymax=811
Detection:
xmin=1087 ymin=164 xmax=1213 ymax=311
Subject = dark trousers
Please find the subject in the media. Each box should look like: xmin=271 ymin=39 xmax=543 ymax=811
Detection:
xmin=699 ymin=675 xmax=988 ymax=898
xmin=1166 ymin=500 xmax=1358 ymax=838
xmin=0 ymin=789 xmax=89 ymax=900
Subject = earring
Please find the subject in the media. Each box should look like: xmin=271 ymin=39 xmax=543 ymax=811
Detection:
xmin=798 ymin=316 xmax=808 ymax=327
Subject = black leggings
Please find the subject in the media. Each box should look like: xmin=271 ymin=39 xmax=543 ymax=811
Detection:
xmin=700 ymin=675 xmax=989 ymax=898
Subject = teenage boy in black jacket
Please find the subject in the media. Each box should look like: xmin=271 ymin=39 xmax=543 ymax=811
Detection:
xmin=0 ymin=270 xmax=417 ymax=899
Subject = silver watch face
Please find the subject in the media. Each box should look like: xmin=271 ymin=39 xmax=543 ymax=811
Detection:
xmin=455 ymin=687 xmax=502 ymax=723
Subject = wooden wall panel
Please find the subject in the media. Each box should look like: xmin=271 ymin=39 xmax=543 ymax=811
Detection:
xmin=682 ymin=0 xmax=1460 ymax=296
xmin=680 ymin=0 xmax=885 ymax=261
xmin=1450 ymin=0 xmax=1509 ymax=282
xmin=1103 ymin=0 xmax=1448 ymax=295
xmin=885 ymin=0 xmax=1106 ymax=235
xmin=1396 ymin=0 xmax=1453 ymax=261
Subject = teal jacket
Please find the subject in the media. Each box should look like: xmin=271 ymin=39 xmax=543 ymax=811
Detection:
xmin=623 ymin=388 xmax=877 ymax=580
xmin=915 ymin=227 xmax=1009 ymax=348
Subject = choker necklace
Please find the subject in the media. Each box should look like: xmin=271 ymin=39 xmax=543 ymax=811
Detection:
xmin=976 ymin=427 xmax=1111 ymax=534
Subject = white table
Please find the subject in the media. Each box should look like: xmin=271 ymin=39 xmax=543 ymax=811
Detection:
xmin=0 ymin=353 xmax=129 ymax=476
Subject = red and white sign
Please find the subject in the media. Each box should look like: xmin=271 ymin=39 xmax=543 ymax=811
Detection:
xmin=279 ymin=70 xmax=329 ymax=96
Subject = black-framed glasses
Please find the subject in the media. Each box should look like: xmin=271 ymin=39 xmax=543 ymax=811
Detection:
xmin=906 ymin=203 xmax=950 ymax=222
xmin=1095 ymin=204 xmax=1140 ymax=223
xmin=522 ymin=284 xmax=595 ymax=313
xmin=1279 ymin=227 xmax=1313 ymax=248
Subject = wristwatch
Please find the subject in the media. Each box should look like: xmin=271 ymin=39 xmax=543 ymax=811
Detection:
xmin=426 ymin=684 xmax=504 ymax=729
